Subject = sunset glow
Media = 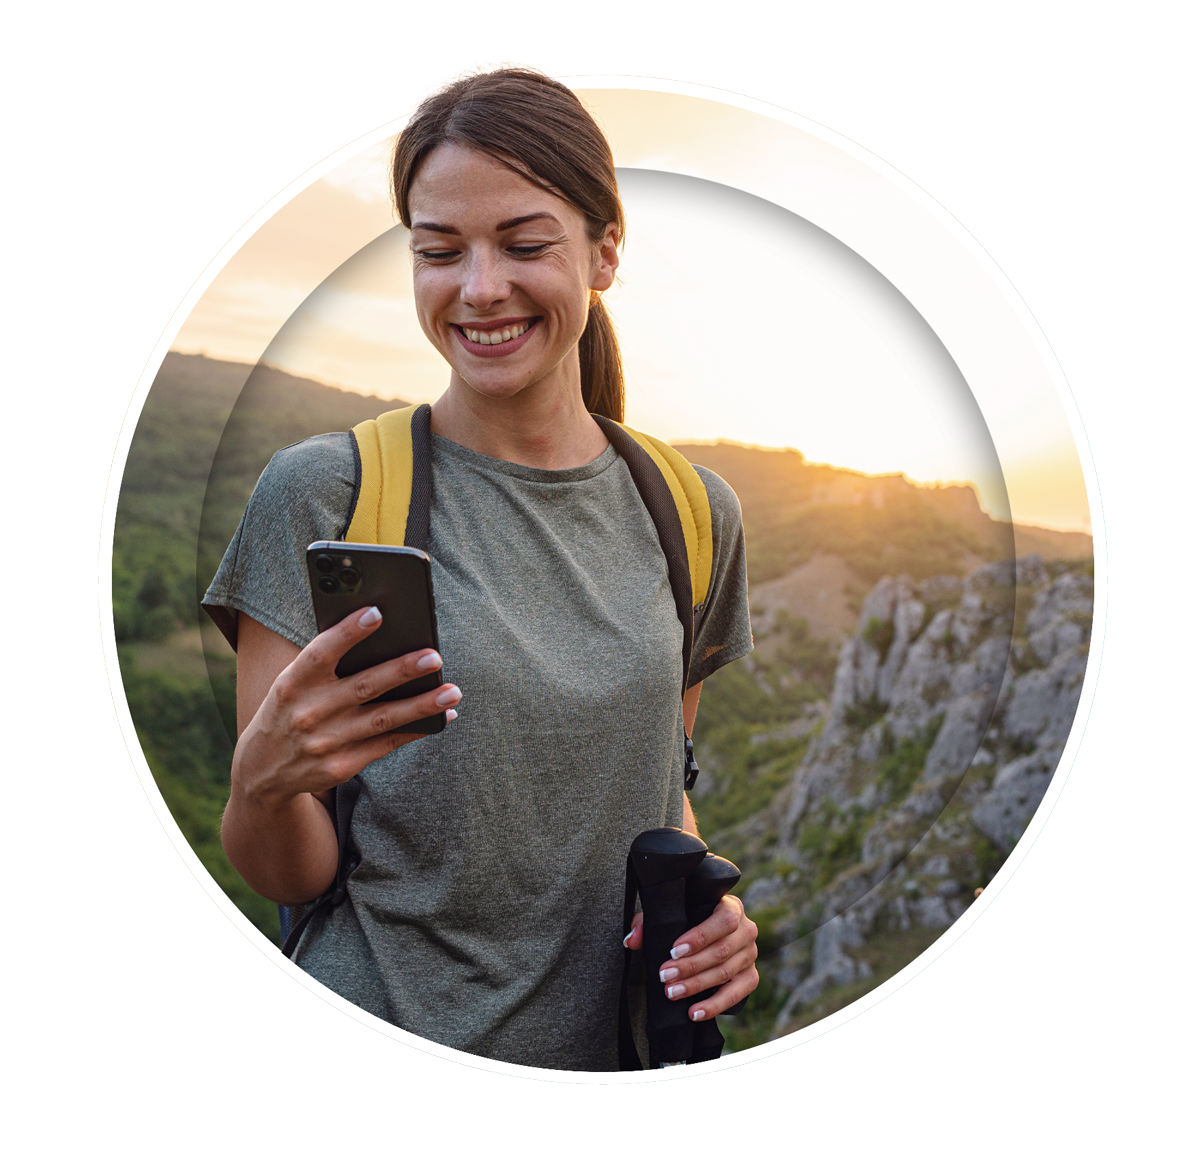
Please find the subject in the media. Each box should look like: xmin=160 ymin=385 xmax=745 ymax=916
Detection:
xmin=172 ymin=89 xmax=1091 ymax=534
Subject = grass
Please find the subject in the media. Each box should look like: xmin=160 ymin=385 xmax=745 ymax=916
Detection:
xmin=843 ymin=694 xmax=889 ymax=731
xmin=862 ymin=616 xmax=895 ymax=659
xmin=798 ymin=801 xmax=870 ymax=891
xmin=691 ymin=726 xmax=809 ymax=836
xmin=876 ymin=716 xmax=944 ymax=800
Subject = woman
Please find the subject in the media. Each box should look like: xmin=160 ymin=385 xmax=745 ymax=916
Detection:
xmin=203 ymin=68 xmax=759 ymax=1071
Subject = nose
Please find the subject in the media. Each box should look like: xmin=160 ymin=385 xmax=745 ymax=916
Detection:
xmin=459 ymin=247 xmax=510 ymax=310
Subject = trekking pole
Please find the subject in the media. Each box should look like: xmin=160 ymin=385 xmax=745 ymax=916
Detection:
xmin=683 ymin=853 xmax=742 ymax=1064
xmin=626 ymin=828 xmax=709 ymax=1067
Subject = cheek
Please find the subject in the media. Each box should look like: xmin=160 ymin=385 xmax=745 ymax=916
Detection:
xmin=413 ymin=279 xmax=452 ymax=335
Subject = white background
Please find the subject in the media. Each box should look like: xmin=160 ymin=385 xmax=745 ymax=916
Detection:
xmin=5 ymin=3 xmax=1195 ymax=1157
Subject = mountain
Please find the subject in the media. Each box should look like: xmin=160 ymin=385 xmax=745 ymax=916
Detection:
xmin=697 ymin=554 xmax=1092 ymax=1048
xmin=118 ymin=353 xmax=1083 ymax=653
xmin=113 ymin=352 xmax=1094 ymax=1042
xmin=674 ymin=440 xmax=1091 ymax=593
xmin=115 ymin=351 xmax=406 ymax=644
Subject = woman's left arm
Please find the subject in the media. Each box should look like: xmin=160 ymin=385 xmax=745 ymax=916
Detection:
xmin=624 ymin=682 xmax=761 ymax=1022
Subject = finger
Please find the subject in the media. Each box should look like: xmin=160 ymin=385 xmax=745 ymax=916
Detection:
xmin=289 ymin=605 xmax=387 ymax=685
xmin=331 ymin=646 xmax=445 ymax=712
xmin=319 ymin=704 xmax=460 ymax=784
xmin=331 ymin=682 xmax=462 ymax=749
xmin=686 ymin=966 xmax=760 ymax=1022
xmin=661 ymin=923 xmax=758 ymax=983
xmin=332 ymin=714 xmax=449 ymax=774
xmin=623 ymin=912 xmax=644 ymax=951
xmin=661 ymin=895 xmax=745 ymax=969
xmin=661 ymin=946 xmax=758 ymax=1002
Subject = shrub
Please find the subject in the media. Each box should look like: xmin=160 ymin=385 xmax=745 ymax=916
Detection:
xmin=875 ymin=715 xmax=943 ymax=801
xmin=862 ymin=616 xmax=895 ymax=659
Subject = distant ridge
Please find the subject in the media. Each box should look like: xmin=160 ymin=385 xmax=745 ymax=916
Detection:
xmin=113 ymin=348 xmax=1092 ymax=751
xmin=160 ymin=350 xmax=403 ymax=430
xmin=674 ymin=441 xmax=1092 ymax=580
xmin=1011 ymin=523 xmax=1092 ymax=560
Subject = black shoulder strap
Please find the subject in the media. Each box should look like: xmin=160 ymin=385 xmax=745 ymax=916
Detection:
xmin=405 ymin=402 xmax=433 ymax=551
xmin=592 ymin=415 xmax=695 ymax=696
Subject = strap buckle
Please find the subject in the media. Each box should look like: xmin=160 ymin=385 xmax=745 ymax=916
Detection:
xmin=684 ymin=735 xmax=700 ymax=791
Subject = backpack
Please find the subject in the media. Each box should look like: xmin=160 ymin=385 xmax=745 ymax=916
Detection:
xmin=280 ymin=401 xmax=715 ymax=955
xmin=344 ymin=402 xmax=715 ymax=673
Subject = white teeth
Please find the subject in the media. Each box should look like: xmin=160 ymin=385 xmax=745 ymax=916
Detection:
xmin=464 ymin=321 xmax=530 ymax=345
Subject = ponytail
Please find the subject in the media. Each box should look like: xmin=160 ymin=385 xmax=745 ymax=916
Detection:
xmin=579 ymin=292 xmax=625 ymax=422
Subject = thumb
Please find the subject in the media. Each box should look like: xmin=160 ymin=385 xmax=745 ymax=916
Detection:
xmin=622 ymin=911 xmax=644 ymax=951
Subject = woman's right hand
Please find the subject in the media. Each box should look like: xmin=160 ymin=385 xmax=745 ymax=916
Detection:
xmin=221 ymin=605 xmax=461 ymax=905
xmin=235 ymin=603 xmax=460 ymax=804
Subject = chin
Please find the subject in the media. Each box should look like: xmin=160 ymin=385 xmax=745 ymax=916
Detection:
xmin=455 ymin=370 xmax=534 ymax=402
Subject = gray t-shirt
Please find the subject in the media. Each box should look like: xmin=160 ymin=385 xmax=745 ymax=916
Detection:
xmin=203 ymin=430 xmax=752 ymax=1071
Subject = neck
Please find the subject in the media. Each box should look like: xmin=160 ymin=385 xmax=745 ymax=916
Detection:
xmin=429 ymin=362 xmax=610 ymax=470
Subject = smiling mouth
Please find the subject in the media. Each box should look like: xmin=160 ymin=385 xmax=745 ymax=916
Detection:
xmin=457 ymin=319 xmax=534 ymax=345
xmin=453 ymin=318 xmax=540 ymax=357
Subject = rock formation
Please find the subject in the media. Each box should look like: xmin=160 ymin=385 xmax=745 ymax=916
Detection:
xmin=698 ymin=554 xmax=1093 ymax=1040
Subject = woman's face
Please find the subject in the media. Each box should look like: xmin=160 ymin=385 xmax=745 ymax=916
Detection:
xmin=407 ymin=144 xmax=619 ymax=405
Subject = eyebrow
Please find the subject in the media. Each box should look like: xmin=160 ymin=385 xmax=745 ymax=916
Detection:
xmin=495 ymin=212 xmax=560 ymax=231
xmin=410 ymin=212 xmax=562 ymax=236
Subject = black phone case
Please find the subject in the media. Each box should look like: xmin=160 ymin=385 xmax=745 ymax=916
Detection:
xmin=306 ymin=541 xmax=446 ymax=735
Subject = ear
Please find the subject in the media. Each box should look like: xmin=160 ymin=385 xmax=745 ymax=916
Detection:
xmin=589 ymin=222 xmax=621 ymax=294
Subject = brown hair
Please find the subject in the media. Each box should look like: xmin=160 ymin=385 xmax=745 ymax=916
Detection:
xmin=391 ymin=68 xmax=626 ymax=422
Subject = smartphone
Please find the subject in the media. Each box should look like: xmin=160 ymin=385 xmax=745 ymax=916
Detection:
xmin=306 ymin=541 xmax=446 ymax=735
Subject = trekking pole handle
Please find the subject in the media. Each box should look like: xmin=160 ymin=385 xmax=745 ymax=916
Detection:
xmin=628 ymin=828 xmax=709 ymax=1067
xmin=683 ymin=853 xmax=742 ymax=1064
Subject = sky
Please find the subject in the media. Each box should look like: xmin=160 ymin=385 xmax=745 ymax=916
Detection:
xmin=172 ymin=89 xmax=1091 ymax=533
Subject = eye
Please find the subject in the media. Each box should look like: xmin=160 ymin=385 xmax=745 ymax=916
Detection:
xmin=509 ymin=243 xmax=550 ymax=257
xmin=414 ymin=248 xmax=460 ymax=262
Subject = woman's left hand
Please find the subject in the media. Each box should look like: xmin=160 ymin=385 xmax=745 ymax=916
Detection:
xmin=624 ymin=894 xmax=759 ymax=1021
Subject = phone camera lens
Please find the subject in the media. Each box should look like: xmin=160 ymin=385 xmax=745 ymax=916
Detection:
xmin=315 ymin=554 xmax=335 ymax=574
xmin=318 ymin=575 xmax=338 ymax=593
xmin=339 ymin=567 xmax=361 ymax=587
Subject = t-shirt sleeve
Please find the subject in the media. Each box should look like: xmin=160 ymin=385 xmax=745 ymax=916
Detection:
xmin=201 ymin=432 xmax=358 ymax=651
xmin=687 ymin=464 xmax=753 ymax=687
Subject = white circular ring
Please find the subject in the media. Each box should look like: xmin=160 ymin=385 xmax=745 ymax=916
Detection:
xmin=103 ymin=79 xmax=1104 ymax=1080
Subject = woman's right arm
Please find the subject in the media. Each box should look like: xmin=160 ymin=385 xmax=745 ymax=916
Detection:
xmin=221 ymin=606 xmax=461 ymax=906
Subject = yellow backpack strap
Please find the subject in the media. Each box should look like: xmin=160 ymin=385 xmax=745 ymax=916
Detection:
xmin=618 ymin=429 xmax=713 ymax=616
xmin=344 ymin=403 xmax=433 ymax=549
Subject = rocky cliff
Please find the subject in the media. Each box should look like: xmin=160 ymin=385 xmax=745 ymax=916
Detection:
xmin=698 ymin=554 xmax=1093 ymax=1045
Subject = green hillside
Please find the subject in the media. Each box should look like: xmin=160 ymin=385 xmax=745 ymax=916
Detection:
xmin=114 ymin=352 xmax=1091 ymax=1006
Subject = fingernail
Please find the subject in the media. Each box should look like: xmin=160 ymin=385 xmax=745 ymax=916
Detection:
xmin=670 ymin=944 xmax=691 ymax=960
xmin=416 ymin=652 xmax=442 ymax=671
xmin=691 ymin=1009 xmax=706 ymax=1021
xmin=435 ymin=686 xmax=461 ymax=707
xmin=622 ymin=930 xmax=635 ymax=948
xmin=659 ymin=967 xmax=679 ymax=983
xmin=444 ymin=709 xmax=458 ymax=722
xmin=667 ymin=985 xmax=686 ymax=1000
xmin=358 ymin=606 xmax=382 ymax=627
